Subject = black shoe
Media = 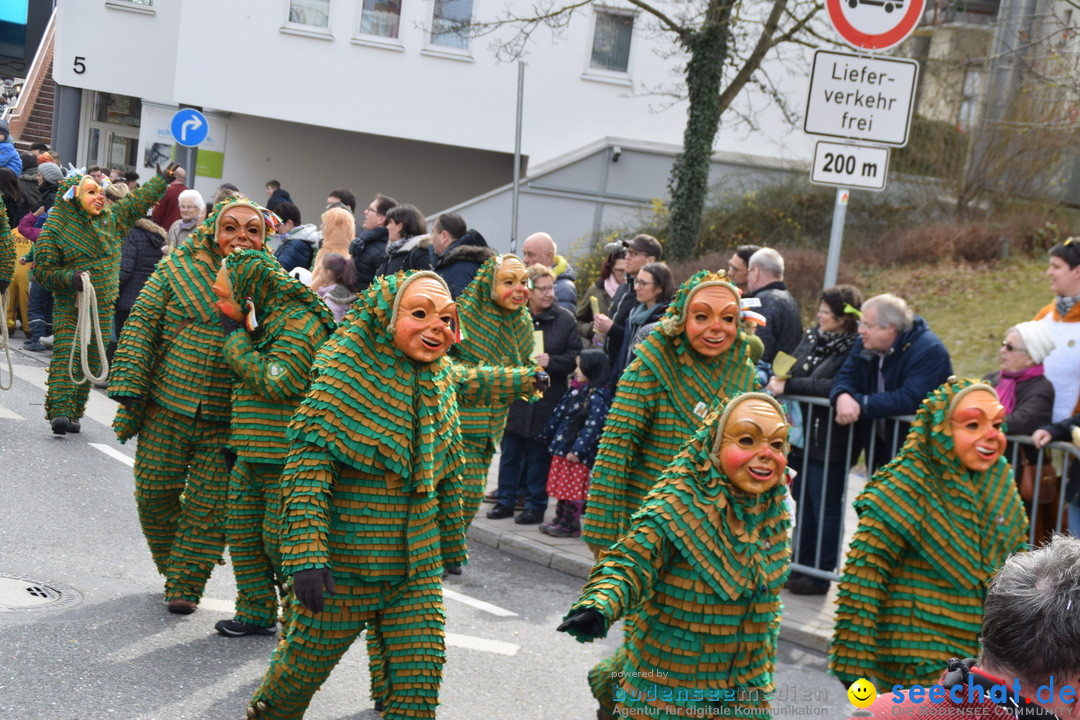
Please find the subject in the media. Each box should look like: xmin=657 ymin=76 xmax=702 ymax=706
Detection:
xmin=215 ymin=618 xmax=276 ymax=637
xmin=24 ymin=340 xmax=47 ymax=352
xmin=66 ymin=418 xmax=80 ymax=434
xmin=486 ymin=503 xmax=515 ymax=520
xmin=443 ymin=564 xmax=462 ymax=576
xmin=515 ymin=508 xmax=544 ymax=525
xmin=785 ymin=575 xmax=830 ymax=595
xmin=167 ymin=598 xmax=197 ymax=615
xmin=50 ymin=416 xmax=69 ymax=435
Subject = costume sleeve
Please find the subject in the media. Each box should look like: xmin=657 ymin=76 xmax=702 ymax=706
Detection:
xmin=437 ymin=473 xmax=468 ymax=568
xmin=221 ymin=314 xmax=324 ymax=401
xmin=452 ymin=362 xmax=539 ymax=405
xmin=582 ymin=366 xmax=656 ymax=548
xmin=563 ymin=517 xmax=671 ymax=643
xmin=829 ymin=509 xmax=907 ymax=686
xmin=108 ymin=270 xmax=169 ymax=399
xmin=862 ymin=340 xmax=952 ymax=420
xmin=0 ymin=201 xmax=14 ymax=284
xmin=278 ymin=444 xmax=337 ymax=573
xmin=109 ymin=174 xmax=168 ymax=239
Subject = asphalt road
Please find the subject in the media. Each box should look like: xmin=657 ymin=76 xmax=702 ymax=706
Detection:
xmin=0 ymin=346 xmax=851 ymax=719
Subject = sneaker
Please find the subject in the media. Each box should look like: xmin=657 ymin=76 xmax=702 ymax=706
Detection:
xmin=167 ymin=598 xmax=197 ymax=615
xmin=545 ymin=524 xmax=581 ymax=538
xmin=215 ymin=618 xmax=276 ymax=637
xmin=486 ymin=503 xmax=515 ymax=520
xmin=514 ymin=508 xmax=544 ymax=525
xmin=23 ymin=337 xmax=36 ymax=346
xmin=50 ymin=416 xmax=69 ymax=435
xmin=24 ymin=340 xmax=47 ymax=352
xmin=784 ymin=575 xmax=830 ymax=596
xmin=39 ymin=335 xmax=53 ymax=348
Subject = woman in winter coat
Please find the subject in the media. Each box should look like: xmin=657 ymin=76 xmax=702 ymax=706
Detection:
xmin=376 ymin=204 xmax=432 ymax=277
xmin=610 ymin=261 xmax=673 ymax=385
xmin=766 ymin=284 xmax=862 ymax=595
xmin=165 ymin=189 xmax=205 ymax=253
xmin=115 ymin=218 xmax=168 ymax=350
xmin=576 ymin=249 xmax=626 ymax=344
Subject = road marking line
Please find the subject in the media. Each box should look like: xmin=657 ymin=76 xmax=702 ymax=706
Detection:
xmin=198 ymin=596 xmax=237 ymax=614
xmin=10 ymin=362 xmax=117 ymax=429
xmin=443 ymin=587 xmax=518 ymax=617
xmin=445 ymin=632 xmax=519 ymax=656
xmin=89 ymin=443 xmax=134 ymax=467
xmin=0 ymin=406 xmax=23 ymax=419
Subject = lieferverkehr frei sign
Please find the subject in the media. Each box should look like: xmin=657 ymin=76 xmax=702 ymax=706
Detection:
xmin=803 ymin=49 xmax=919 ymax=147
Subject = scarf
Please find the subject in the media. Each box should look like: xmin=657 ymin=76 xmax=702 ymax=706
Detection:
xmin=796 ymin=326 xmax=857 ymax=376
xmin=1056 ymin=293 xmax=1080 ymax=317
xmin=603 ymin=273 xmax=620 ymax=298
xmin=995 ymin=364 xmax=1044 ymax=414
xmin=627 ymin=301 xmax=657 ymax=334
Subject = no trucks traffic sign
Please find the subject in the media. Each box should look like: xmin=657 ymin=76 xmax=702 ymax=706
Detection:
xmin=826 ymin=0 xmax=926 ymax=51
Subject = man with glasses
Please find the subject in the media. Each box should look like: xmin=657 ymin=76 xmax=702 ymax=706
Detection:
xmin=349 ymin=192 xmax=397 ymax=291
xmin=594 ymin=234 xmax=662 ymax=372
xmin=831 ymin=293 xmax=952 ymax=471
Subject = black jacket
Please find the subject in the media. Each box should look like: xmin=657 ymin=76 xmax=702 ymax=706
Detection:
xmin=785 ymin=328 xmax=858 ymax=465
xmin=748 ymin=280 xmax=802 ymax=365
xmin=504 ymin=304 xmax=582 ymax=439
xmin=377 ymin=234 xmax=433 ymax=277
xmin=349 ymin=226 xmax=388 ymax=290
xmin=433 ymin=230 xmax=495 ymax=299
xmin=265 ymin=188 xmax=292 ymax=214
xmin=117 ymin=219 xmax=167 ymax=313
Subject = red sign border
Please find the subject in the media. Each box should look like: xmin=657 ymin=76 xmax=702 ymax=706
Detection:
xmin=825 ymin=0 xmax=926 ymax=51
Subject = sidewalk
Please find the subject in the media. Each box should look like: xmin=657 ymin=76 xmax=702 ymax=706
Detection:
xmin=467 ymin=456 xmax=863 ymax=654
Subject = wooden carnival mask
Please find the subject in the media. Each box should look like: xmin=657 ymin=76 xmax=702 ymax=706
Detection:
xmin=491 ymin=256 xmax=530 ymax=311
xmin=949 ymin=389 xmax=1006 ymax=472
xmin=77 ymin=176 xmax=105 ymax=216
xmin=684 ymin=284 xmax=740 ymax=358
xmin=215 ymin=204 xmax=265 ymax=255
xmin=714 ymin=396 xmax=789 ymax=495
xmin=393 ymin=276 xmax=458 ymax=363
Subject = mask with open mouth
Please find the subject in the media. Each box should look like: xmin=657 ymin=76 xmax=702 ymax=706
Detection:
xmin=77 ymin=176 xmax=105 ymax=216
xmin=392 ymin=273 xmax=458 ymax=363
xmin=490 ymin=255 xmax=530 ymax=311
xmin=712 ymin=393 xmax=789 ymax=496
xmin=949 ymin=388 xmax=1006 ymax=472
xmin=684 ymin=284 xmax=740 ymax=357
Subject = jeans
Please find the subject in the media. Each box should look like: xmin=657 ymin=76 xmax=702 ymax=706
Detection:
xmin=1069 ymin=502 xmax=1080 ymax=537
xmin=26 ymin=279 xmax=53 ymax=340
xmin=790 ymin=455 xmax=847 ymax=576
xmin=495 ymin=432 xmax=551 ymax=513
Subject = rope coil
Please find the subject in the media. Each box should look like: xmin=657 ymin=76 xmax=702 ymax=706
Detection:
xmin=0 ymin=291 xmax=12 ymax=391
xmin=68 ymin=271 xmax=109 ymax=385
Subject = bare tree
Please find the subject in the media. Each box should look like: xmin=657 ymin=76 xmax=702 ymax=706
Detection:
xmin=469 ymin=0 xmax=824 ymax=262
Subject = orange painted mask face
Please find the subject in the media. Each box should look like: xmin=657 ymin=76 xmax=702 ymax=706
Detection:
xmin=215 ymin=205 xmax=265 ymax=256
xmin=685 ymin=285 xmax=740 ymax=357
xmin=78 ymin=177 xmax=105 ymax=216
xmin=950 ymin=390 xmax=1007 ymax=472
xmin=212 ymin=265 xmax=244 ymax=323
xmin=716 ymin=398 xmax=789 ymax=495
xmin=393 ymin=277 xmax=458 ymax=363
xmin=492 ymin=257 xmax=530 ymax=311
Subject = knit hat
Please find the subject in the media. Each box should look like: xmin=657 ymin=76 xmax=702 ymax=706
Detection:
xmin=37 ymin=162 xmax=63 ymax=184
xmin=1012 ymin=321 xmax=1054 ymax=364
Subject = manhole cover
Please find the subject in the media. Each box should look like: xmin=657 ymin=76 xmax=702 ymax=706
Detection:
xmin=0 ymin=574 xmax=82 ymax=612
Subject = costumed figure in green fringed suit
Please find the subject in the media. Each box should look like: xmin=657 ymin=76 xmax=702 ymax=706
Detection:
xmin=450 ymin=253 xmax=539 ymax=526
xmin=560 ymin=392 xmax=792 ymax=720
xmin=830 ymin=378 xmax=1029 ymax=689
xmin=31 ymin=166 xmax=171 ymax=434
xmin=247 ymin=271 xmax=542 ymax=720
xmin=582 ymin=270 xmax=759 ymax=558
xmin=210 ymin=249 xmax=336 ymax=637
xmin=108 ymin=197 xmax=274 ymax=614
xmin=0 ymin=200 xmax=15 ymax=298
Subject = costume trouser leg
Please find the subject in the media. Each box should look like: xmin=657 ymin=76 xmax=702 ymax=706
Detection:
xmin=252 ymin=575 xmax=446 ymax=720
xmin=43 ymin=299 xmax=94 ymax=421
xmin=228 ymin=459 xmax=284 ymax=626
xmin=458 ymin=433 xmax=498 ymax=523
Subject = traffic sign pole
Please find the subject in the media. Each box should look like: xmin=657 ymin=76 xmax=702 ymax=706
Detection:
xmin=823 ymin=189 xmax=848 ymax=290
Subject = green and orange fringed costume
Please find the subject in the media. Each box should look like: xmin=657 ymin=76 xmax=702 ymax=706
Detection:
xmin=0 ymin=200 xmax=15 ymax=294
xmin=109 ymin=197 xmax=271 ymax=607
xmin=248 ymin=271 xmax=537 ymax=720
xmin=32 ymin=172 xmax=167 ymax=425
xmin=582 ymin=270 xmax=758 ymax=552
xmin=450 ymin=254 xmax=538 ymax=524
xmin=830 ymin=378 xmax=1029 ymax=689
xmin=563 ymin=395 xmax=792 ymax=719
xmin=218 ymin=249 xmax=336 ymax=629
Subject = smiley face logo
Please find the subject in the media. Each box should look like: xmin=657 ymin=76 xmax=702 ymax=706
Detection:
xmin=848 ymin=678 xmax=877 ymax=708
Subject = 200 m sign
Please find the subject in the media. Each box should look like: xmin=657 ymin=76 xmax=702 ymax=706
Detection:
xmin=811 ymin=140 xmax=890 ymax=192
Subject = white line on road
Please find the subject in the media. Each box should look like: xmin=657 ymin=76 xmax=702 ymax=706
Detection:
xmin=89 ymin=442 xmax=134 ymax=467
xmin=0 ymin=405 xmax=23 ymax=419
xmin=445 ymin=632 xmax=519 ymax=656
xmin=443 ymin=587 xmax=518 ymax=617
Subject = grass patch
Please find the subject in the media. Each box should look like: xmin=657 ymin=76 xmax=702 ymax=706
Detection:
xmin=855 ymin=255 xmax=1050 ymax=377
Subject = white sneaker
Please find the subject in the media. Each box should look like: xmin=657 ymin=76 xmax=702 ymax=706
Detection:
xmin=39 ymin=335 xmax=53 ymax=348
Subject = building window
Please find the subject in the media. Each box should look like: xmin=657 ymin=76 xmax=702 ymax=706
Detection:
xmin=359 ymin=0 xmax=401 ymax=38
xmin=431 ymin=0 xmax=472 ymax=49
xmin=289 ymin=0 xmax=331 ymax=28
xmin=590 ymin=10 xmax=633 ymax=73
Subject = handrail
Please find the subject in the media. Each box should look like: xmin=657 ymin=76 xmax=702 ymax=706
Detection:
xmin=4 ymin=9 xmax=56 ymax=135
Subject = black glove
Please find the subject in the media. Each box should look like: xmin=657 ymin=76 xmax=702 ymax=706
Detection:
xmin=220 ymin=314 xmax=240 ymax=336
xmin=70 ymin=273 xmax=84 ymax=292
xmin=556 ymin=607 xmax=605 ymax=639
xmin=532 ymin=371 xmax=550 ymax=393
xmin=113 ymin=394 xmax=141 ymax=409
xmin=292 ymin=567 xmax=336 ymax=614
xmin=220 ymin=447 xmax=237 ymax=473
xmin=0 ymin=279 xmax=8 ymax=295
xmin=156 ymin=162 xmax=179 ymax=182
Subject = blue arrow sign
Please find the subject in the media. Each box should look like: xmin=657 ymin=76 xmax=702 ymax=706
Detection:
xmin=170 ymin=108 xmax=208 ymax=147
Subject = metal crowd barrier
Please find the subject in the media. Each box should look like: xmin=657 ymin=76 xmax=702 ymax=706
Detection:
xmin=778 ymin=393 xmax=1077 ymax=584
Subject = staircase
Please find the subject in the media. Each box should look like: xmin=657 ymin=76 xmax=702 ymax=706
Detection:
xmin=5 ymin=10 xmax=57 ymax=151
